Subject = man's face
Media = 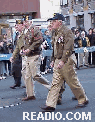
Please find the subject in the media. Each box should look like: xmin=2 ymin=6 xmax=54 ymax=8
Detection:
xmin=23 ymin=21 xmax=29 ymax=29
xmin=89 ymin=30 xmax=92 ymax=35
xmin=52 ymin=20 xmax=60 ymax=29
xmin=81 ymin=33 xmax=85 ymax=38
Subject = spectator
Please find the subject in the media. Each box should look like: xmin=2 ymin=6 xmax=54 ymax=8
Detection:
xmin=87 ymin=28 xmax=93 ymax=65
xmin=79 ymin=31 xmax=90 ymax=67
xmin=40 ymin=39 xmax=48 ymax=74
xmin=3 ymin=34 xmax=12 ymax=76
xmin=42 ymin=30 xmax=52 ymax=73
xmin=79 ymin=27 xmax=87 ymax=37
xmin=74 ymin=29 xmax=81 ymax=48
xmin=43 ymin=30 xmax=52 ymax=49
xmin=87 ymin=28 xmax=93 ymax=45
xmin=92 ymin=28 xmax=95 ymax=46
xmin=0 ymin=35 xmax=6 ymax=79
xmin=91 ymin=28 xmax=95 ymax=65
xmin=74 ymin=29 xmax=81 ymax=67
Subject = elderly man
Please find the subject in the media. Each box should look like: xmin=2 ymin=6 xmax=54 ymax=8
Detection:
xmin=10 ymin=20 xmax=51 ymax=95
xmin=41 ymin=13 xmax=88 ymax=112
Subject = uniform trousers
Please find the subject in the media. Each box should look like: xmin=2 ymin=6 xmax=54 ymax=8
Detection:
xmin=46 ymin=58 xmax=87 ymax=108
xmin=21 ymin=56 xmax=27 ymax=82
xmin=25 ymin=55 xmax=51 ymax=97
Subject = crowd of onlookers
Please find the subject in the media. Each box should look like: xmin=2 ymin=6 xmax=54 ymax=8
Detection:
xmin=40 ymin=27 xmax=95 ymax=73
xmin=0 ymin=34 xmax=13 ymax=80
xmin=40 ymin=29 xmax=52 ymax=74
xmin=0 ymin=23 xmax=95 ymax=80
xmin=71 ymin=27 xmax=95 ymax=67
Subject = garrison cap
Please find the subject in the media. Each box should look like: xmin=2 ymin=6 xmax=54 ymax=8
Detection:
xmin=47 ymin=13 xmax=65 ymax=21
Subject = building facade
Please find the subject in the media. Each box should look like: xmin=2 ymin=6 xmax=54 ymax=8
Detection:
xmin=40 ymin=0 xmax=95 ymax=32
xmin=60 ymin=0 xmax=95 ymax=31
xmin=0 ymin=0 xmax=40 ymax=22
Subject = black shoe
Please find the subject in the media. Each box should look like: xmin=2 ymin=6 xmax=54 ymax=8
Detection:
xmin=57 ymin=100 xmax=62 ymax=105
xmin=72 ymin=96 xmax=77 ymax=100
xmin=22 ymin=85 xmax=26 ymax=88
xmin=79 ymin=65 xmax=83 ymax=67
xmin=75 ymin=100 xmax=89 ymax=108
xmin=84 ymin=64 xmax=89 ymax=67
xmin=4 ymin=73 xmax=7 ymax=76
xmin=10 ymin=84 xmax=20 ymax=89
xmin=40 ymin=105 xmax=55 ymax=112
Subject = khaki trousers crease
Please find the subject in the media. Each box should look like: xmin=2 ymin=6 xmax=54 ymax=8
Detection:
xmin=25 ymin=55 xmax=50 ymax=97
xmin=21 ymin=56 xmax=27 ymax=85
xmin=46 ymin=58 xmax=87 ymax=108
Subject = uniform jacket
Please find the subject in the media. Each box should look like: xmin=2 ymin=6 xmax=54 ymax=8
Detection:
xmin=13 ymin=26 xmax=43 ymax=59
xmin=51 ymin=24 xmax=74 ymax=63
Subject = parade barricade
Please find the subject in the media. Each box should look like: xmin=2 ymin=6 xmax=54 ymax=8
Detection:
xmin=42 ymin=46 xmax=95 ymax=68
xmin=0 ymin=53 xmax=12 ymax=61
xmin=42 ymin=49 xmax=53 ymax=57
xmin=74 ymin=46 xmax=95 ymax=68
xmin=0 ymin=53 xmax=12 ymax=75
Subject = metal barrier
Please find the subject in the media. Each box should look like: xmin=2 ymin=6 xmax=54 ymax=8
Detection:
xmin=0 ymin=53 xmax=12 ymax=75
xmin=0 ymin=53 xmax=12 ymax=61
xmin=42 ymin=46 xmax=95 ymax=68
xmin=74 ymin=46 xmax=95 ymax=68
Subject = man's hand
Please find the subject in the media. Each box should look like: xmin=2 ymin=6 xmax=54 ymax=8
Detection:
xmin=50 ymin=61 xmax=54 ymax=68
xmin=10 ymin=57 xmax=14 ymax=63
xmin=57 ymin=61 xmax=64 ymax=69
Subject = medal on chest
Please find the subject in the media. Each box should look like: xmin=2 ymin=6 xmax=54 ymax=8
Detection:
xmin=56 ymin=36 xmax=64 ymax=43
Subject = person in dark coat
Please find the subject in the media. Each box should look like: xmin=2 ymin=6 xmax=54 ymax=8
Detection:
xmin=91 ymin=28 xmax=95 ymax=65
xmin=74 ymin=30 xmax=81 ymax=66
xmin=87 ymin=28 xmax=93 ymax=65
xmin=3 ymin=34 xmax=13 ymax=76
xmin=0 ymin=35 xmax=7 ymax=79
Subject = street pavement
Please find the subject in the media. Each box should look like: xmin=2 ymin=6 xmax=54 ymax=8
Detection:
xmin=0 ymin=67 xmax=95 ymax=122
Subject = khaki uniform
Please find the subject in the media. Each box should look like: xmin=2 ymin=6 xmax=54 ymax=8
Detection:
xmin=24 ymin=26 xmax=51 ymax=97
xmin=12 ymin=33 xmax=26 ymax=82
xmin=12 ymin=27 xmax=51 ymax=97
xmin=46 ymin=25 xmax=87 ymax=108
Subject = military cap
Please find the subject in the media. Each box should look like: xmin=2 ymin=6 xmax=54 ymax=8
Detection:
xmin=47 ymin=13 xmax=65 ymax=21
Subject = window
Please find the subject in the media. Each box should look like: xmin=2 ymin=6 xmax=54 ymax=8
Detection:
xmin=91 ymin=13 xmax=95 ymax=28
xmin=76 ymin=15 xmax=84 ymax=28
xmin=9 ymin=16 xmax=13 ymax=19
xmin=60 ymin=0 xmax=68 ymax=7
xmin=74 ymin=0 xmax=83 ymax=4
xmin=65 ymin=16 xmax=70 ymax=25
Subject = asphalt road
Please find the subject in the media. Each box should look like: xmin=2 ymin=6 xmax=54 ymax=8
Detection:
xmin=0 ymin=67 xmax=95 ymax=122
